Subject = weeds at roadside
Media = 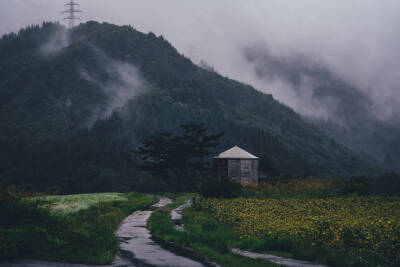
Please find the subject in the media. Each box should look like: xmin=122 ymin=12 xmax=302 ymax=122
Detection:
xmin=0 ymin=187 xmax=156 ymax=264
xmin=148 ymin=197 xmax=280 ymax=267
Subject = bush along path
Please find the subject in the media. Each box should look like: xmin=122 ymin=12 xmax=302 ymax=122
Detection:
xmin=172 ymin=198 xmax=327 ymax=267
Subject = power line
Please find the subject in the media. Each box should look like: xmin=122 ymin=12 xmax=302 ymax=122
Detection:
xmin=62 ymin=0 xmax=82 ymax=28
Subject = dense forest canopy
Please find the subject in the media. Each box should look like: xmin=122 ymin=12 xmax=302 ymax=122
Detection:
xmin=0 ymin=22 xmax=384 ymax=193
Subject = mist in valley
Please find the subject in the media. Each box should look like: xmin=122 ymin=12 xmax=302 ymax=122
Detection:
xmin=1 ymin=0 xmax=400 ymax=163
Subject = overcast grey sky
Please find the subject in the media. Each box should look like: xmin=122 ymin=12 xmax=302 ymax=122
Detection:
xmin=1 ymin=0 xmax=400 ymax=121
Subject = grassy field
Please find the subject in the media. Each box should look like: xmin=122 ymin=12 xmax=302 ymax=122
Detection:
xmin=148 ymin=195 xmax=280 ymax=267
xmin=0 ymin=189 xmax=157 ymax=264
xmin=197 ymin=197 xmax=400 ymax=266
xmin=39 ymin=193 xmax=128 ymax=214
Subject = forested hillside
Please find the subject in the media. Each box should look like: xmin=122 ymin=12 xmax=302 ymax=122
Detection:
xmin=0 ymin=22 xmax=381 ymax=193
xmin=244 ymin=46 xmax=400 ymax=171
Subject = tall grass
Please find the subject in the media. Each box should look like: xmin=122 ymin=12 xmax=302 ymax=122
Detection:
xmin=39 ymin=193 xmax=128 ymax=214
xmin=0 ymin=186 xmax=156 ymax=264
xmin=148 ymin=199 xmax=279 ymax=267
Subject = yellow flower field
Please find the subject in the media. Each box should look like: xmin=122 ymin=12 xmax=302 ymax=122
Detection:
xmin=198 ymin=197 xmax=400 ymax=262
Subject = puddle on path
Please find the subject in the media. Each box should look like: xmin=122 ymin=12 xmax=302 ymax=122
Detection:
xmin=113 ymin=205 xmax=204 ymax=267
xmin=170 ymin=197 xmax=192 ymax=231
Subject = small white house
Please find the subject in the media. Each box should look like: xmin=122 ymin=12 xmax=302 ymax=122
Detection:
xmin=213 ymin=146 xmax=259 ymax=185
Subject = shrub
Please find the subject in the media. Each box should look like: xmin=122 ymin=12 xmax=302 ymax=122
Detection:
xmin=242 ymin=177 xmax=343 ymax=199
xmin=199 ymin=176 xmax=242 ymax=198
xmin=342 ymin=176 xmax=372 ymax=196
xmin=373 ymin=172 xmax=400 ymax=196
xmin=0 ymin=185 xmax=63 ymax=261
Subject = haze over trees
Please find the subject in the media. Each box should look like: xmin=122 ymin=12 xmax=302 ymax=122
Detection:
xmin=243 ymin=47 xmax=400 ymax=171
xmin=0 ymin=21 xmax=386 ymax=193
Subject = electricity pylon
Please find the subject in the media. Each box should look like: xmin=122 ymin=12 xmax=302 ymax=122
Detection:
xmin=62 ymin=0 xmax=82 ymax=28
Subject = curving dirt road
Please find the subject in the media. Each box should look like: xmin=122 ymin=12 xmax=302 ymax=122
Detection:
xmin=2 ymin=197 xmax=205 ymax=267
xmin=113 ymin=197 xmax=205 ymax=267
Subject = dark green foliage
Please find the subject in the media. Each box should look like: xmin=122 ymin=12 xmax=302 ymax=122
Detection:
xmin=133 ymin=123 xmax=222 ymax=191
xmin=373 ymin=172 xmax=400 ymax=196
xmin=241 ymin=177 xmax=344 ymax=199
xmin=199 ymin=176 xmax=242 ymax=198
xmin=0 ymin=21 xmax=384 ymax=193
xmin=0 ymin=186 xmax=61 ymax=261
xmin=242 ymin=175 xmax=400 ymax=198
xmin=343 ymin=176 xmax=373 ymax=196
xmin=0 ymin=186 xmax=156 ymax=264
xmin=342 ymin=174 xmax=400 ymax=196
xmin=259 ymin=155 xmax=280 ymax=177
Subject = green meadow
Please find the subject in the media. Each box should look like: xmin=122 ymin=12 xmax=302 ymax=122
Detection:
xmin=0 ymin=187 xmax=157 ymax=264
xmin=38 ymin=193 xmax=128 ymax=214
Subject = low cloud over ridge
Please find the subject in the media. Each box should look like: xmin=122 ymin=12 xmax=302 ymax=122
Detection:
xmin=1 ymin=0 xmax=400 ymax=124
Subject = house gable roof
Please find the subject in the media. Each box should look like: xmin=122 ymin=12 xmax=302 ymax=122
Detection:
xmin=215 ymin=145 xmax=258 ymax=159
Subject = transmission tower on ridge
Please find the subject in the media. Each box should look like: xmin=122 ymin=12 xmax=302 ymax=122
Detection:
xmin=62 ymin=0 xmax=82 ymax=28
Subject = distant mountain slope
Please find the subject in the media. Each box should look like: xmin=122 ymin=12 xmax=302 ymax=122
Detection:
xmin=244 ymin=46 xmax=400 ymax=171
xmin=0 ymin=22 xmax=381 ymax=192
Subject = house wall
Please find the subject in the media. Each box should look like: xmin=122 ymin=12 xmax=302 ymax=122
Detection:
xmin=228 ymin=159 xmax=241 ymax=182
xmin=215 ymin=158 xmax=258 ymax=185
xmin=239 ymin=159 xmax=258 ymax=185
